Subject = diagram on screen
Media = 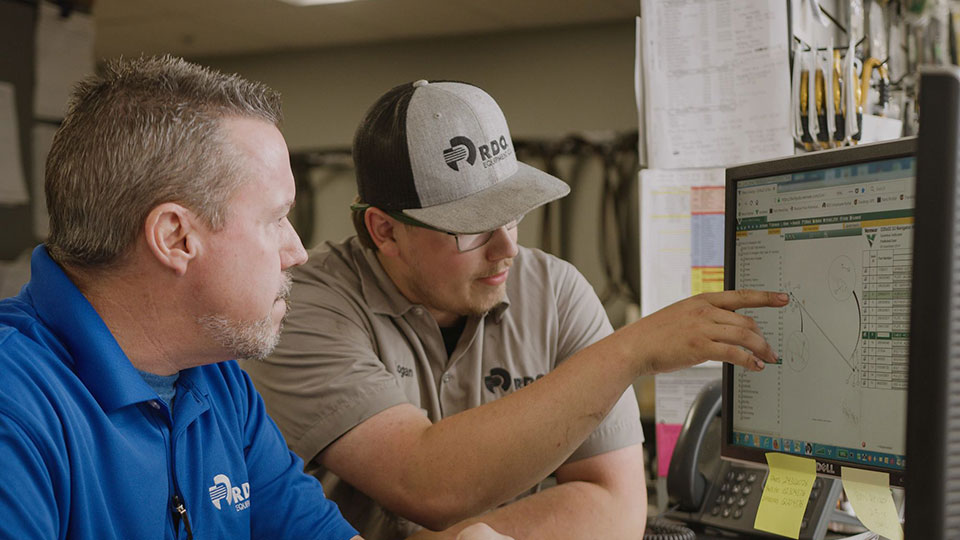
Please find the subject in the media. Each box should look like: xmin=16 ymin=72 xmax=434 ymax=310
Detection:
xmin=781 ymin=239 xmax=867 ymax=446
xmin=784 ymin=331 xmax=809 ymax=372
xmin=771 ymin=225 xmax=913 ymax=459
xmin=784 ymin=255 xmax=861 ymax=379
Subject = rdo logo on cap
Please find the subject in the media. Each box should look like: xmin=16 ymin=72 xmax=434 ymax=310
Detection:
xmin=442 ymin=135 xmax=511 ymax=172
xmin=442 ymin=136 xmax=477 ymax=171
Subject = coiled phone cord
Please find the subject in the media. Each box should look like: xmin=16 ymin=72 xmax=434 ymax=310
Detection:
xmin=643 ymin=517 xmax=696 ymax=540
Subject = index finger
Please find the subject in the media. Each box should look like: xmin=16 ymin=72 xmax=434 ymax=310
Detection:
xmin=701 ymin=289 xmax=789 ymax=311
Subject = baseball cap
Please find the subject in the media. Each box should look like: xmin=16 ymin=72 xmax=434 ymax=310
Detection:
xmin=352 ymin=80 xmax=570 ymax=234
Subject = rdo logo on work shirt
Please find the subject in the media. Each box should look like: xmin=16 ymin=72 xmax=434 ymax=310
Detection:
xmin=208 ymin=473 xmax=251 ymax=512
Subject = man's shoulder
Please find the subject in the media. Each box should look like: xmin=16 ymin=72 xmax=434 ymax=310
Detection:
xmin=0 ymin=300 xmax=78 ymax=435
xmin=511 ymin=246 xmax=584 ymax=289
xmin=515 ymin=245 xmax=575 ymax=270
xmin=0 ymin=292 xmax=39 ymax=331
xmin=290 ymin=236 xmax=395 ymax=320
xmin=0 ymin=296 xmax=64 ymax=370
xmin=506 ymin=247 xmax=605 ymax=328
xmin=296 ymin=237 xmax=368 ymax=289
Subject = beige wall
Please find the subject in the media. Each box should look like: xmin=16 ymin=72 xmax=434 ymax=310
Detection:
xmin=197 ymin=20 xmax=638 ymax=150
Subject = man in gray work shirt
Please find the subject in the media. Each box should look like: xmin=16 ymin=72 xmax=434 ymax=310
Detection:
xmin=242 ymin=80 xmax=786 ymax=540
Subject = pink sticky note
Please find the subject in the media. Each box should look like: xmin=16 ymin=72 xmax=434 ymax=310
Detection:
xmin=656 ymin=423 xmax=683 ymax=477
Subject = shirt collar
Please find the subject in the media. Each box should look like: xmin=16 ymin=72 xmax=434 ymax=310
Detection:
xmin=351 ymin=237 xmax=511 ymax=321
xmin=355 ymin=240 xmax=416 ymax=317
xmin=25 ymin=245 xmax=162 ymax=412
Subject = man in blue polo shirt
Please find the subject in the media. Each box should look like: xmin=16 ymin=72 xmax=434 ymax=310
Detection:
xmin=0 ymin=55 xmax=361 ymax=539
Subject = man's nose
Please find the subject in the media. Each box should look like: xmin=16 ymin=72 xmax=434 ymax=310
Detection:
xmin=281 ymin=219 xmax=308 ymax=269
xmin=485 ymin=225 xmax=519 ymax=261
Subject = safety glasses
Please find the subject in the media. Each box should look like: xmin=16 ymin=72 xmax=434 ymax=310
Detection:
xmin=351 ymin=203 xmax=522 ymax=253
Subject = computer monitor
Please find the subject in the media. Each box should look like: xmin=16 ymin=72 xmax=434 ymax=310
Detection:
xmin=904 ymin=66 xmax=960 ymax=540
xmin=721 ymin=137 xmax=916 ymax=488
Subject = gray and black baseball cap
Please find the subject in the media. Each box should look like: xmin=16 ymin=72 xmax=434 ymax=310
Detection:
xmin=352 ymin=80 xmax=570 ymax=234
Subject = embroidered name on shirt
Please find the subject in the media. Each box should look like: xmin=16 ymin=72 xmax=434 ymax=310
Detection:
xmin=396 ymin=365 xmax=414 ymax=378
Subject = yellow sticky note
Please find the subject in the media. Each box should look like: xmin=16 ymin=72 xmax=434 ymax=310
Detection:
xmin=754 ymin=453 xmax=817 ymax=539
xmin=841 ymin=467 xmax=903 ymax=540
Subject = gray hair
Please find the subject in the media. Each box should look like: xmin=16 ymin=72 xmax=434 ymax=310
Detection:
xmin=45 ymin=55 xmax=283 ymax=268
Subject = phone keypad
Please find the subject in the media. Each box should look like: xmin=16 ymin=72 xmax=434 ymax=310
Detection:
xmin=709 ymin=467 xmax=759 ymax=521
xmin=692 ymin=465 xmax=841 ymax=540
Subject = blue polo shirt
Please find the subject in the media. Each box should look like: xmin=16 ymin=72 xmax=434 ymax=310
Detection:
xmin=0 ymin=246 xmax=358 ymax=540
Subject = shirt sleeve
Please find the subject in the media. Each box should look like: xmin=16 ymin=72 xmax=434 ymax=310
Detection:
xmin=0 ymin=410 xmax=60 ymax=539
xmin=239 ymin=368 xmax=358 ymax=540
xmin=552 ymin=260 xmax=645 ymax=463
xmin=241 ymin=265 xmax=410 ymax=464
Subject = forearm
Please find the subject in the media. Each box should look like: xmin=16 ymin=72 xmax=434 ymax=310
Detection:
xmin=406 ymin=289 xmax=786 ymax=507
xmin=328 ymin=291 xmax=785 ymax=527
xmin=407 ymin=477 xmax=648 ymax=540
xmin=325 ymin=331 xmax=642 ymax=528
xmin=402 ymin=337 xmax=640 ymax=519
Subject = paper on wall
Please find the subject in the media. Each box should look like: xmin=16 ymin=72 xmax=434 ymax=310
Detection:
xmin=35 ymin=2 xmax=95 ymax=120
xmin=860 ymin=114 xmax=904 ymax=144
xmin=691 ymin=185 xmax=725 ymax=295
xmin=639 ymin=168 xmax=725 ymax=316
xmin=654 ymin=365 xmax=721 ymax=477
xmin=641 ymin=0 xmax=793 ymax=169
xmin=642 ymin=168 xmax=726 ymax=475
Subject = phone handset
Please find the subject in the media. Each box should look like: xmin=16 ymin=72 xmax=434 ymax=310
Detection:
xmin=666 ymin=378 xmax=722 ymax=511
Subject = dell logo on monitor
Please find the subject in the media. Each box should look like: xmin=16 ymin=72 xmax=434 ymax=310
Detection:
xmin=815 ymin=461 xmax=836 ymax=475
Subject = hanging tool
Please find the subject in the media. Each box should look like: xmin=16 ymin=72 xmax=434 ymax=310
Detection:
xmin=860 ymin=56 xmax=891 ymax=117
xmin=799 ymin=68 xmax=814 ymax=151
xmin=832 ymin=50 xmax=846 ymax=145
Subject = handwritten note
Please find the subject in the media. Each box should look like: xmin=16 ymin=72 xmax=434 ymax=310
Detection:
xmin=754 ymin=453 xmax=816 ymax=539
xmin=640 ymin=0 xmax=793 ymax=169
xmin=841 ymin=467 xmax=903 ymax=540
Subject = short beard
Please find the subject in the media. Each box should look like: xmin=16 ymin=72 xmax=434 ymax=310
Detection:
xmin=197 ymin=272 xmax=293 ymax=361
xmin=197 ymin=313 xmax=280 ymax=361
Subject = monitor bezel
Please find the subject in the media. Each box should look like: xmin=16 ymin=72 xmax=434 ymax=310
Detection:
xmin=721 ymin=137 xmax=917 ymax=488
xmin=904 ymin=66 xmax=960 ymax=538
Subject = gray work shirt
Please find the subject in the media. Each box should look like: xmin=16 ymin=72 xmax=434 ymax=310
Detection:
xmin=242 ymin=237 xmax=643 ymax=540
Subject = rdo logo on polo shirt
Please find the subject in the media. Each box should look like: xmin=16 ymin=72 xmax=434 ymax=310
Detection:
xmin=484 ymin=367 xmax=544 ymax=394
xmin=208 ymin=473 xmax=251 ymax=512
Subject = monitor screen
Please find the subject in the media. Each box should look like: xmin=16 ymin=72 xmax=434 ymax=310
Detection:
xmin=722 ymin=138 xmax=916 ymax=487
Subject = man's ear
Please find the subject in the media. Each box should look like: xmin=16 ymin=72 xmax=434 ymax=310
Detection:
xmin=365 ymin=207 xmax=401 ymax=257
xmin=144 ymin=203 xmax=201 ymax=276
